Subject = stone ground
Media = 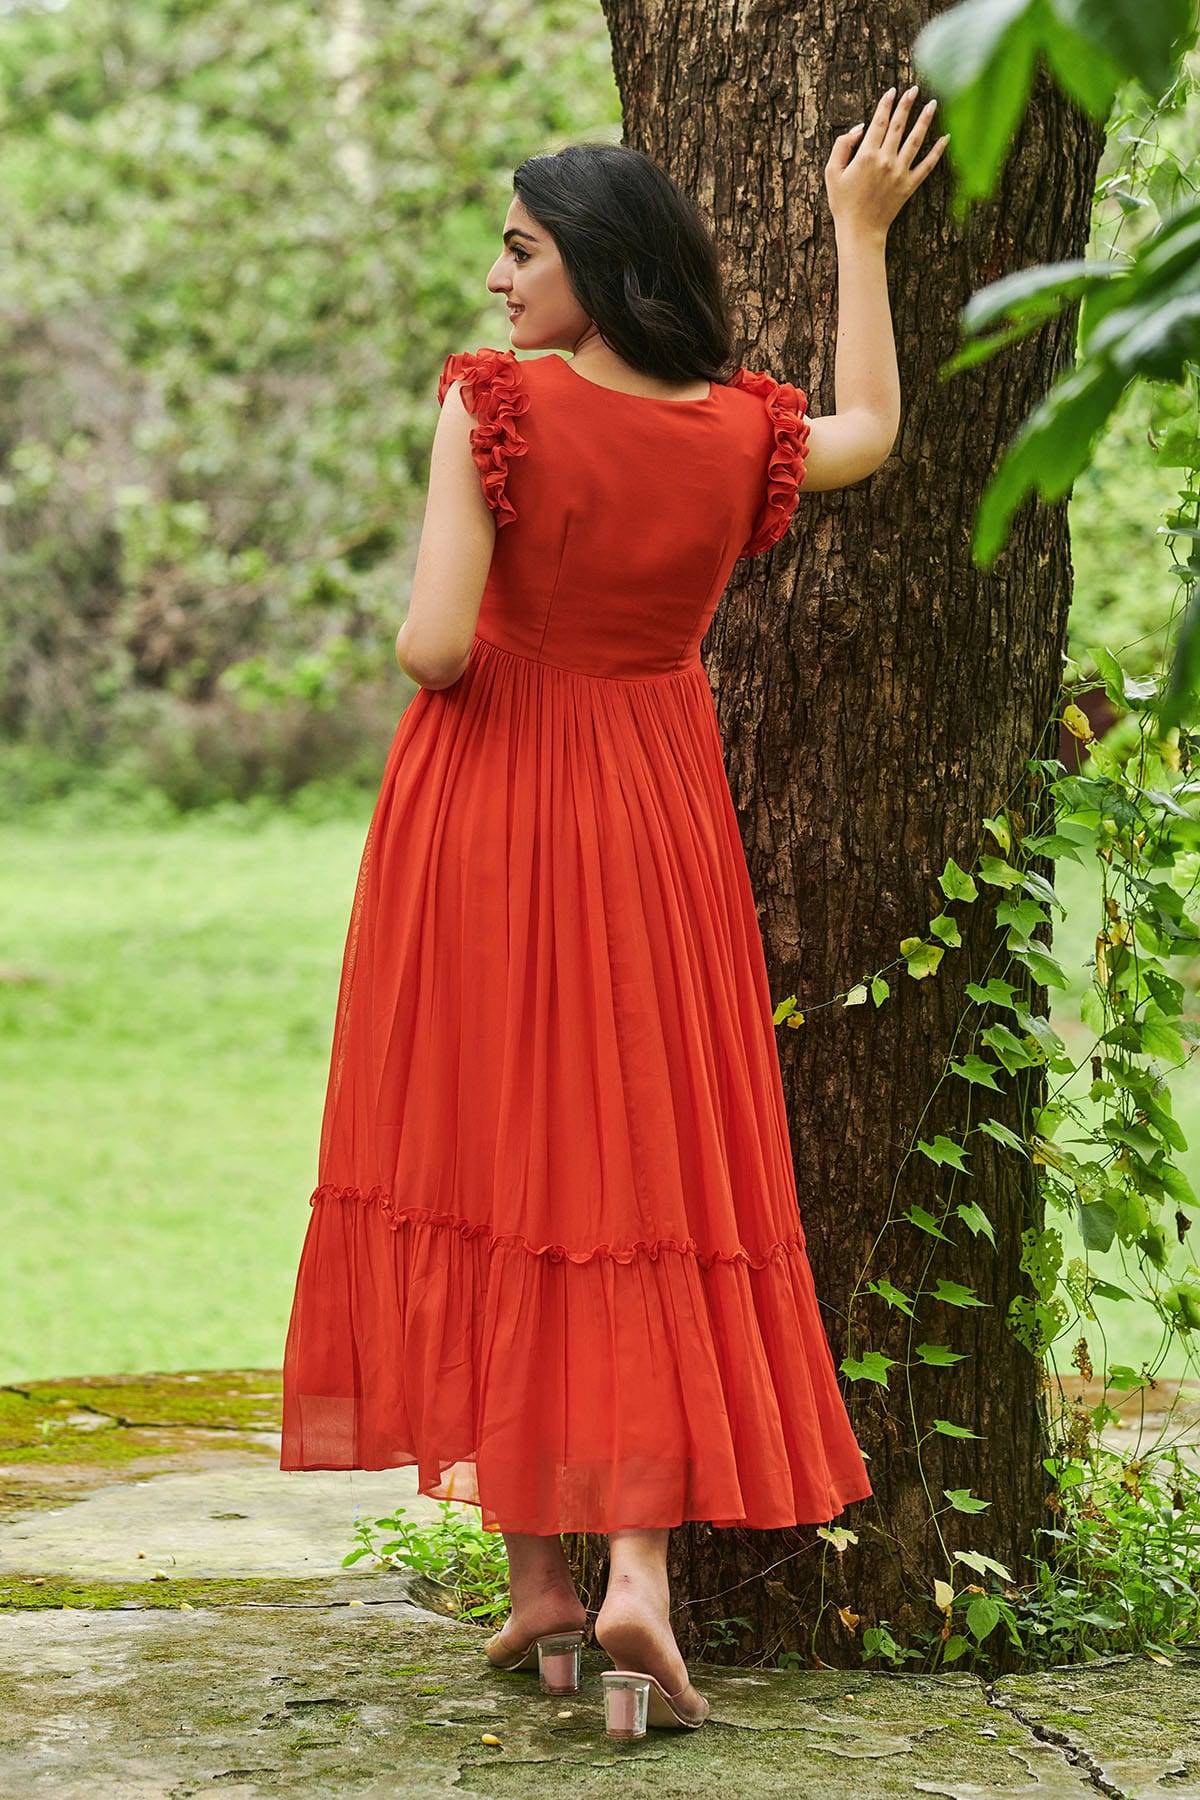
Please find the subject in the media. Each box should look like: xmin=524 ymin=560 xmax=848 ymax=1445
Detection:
xmin=1 ymin=1369 xmax=1198 ymax=1798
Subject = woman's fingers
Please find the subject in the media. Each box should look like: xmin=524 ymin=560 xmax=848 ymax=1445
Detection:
xmin=864 ymin=85 xmax=899 ymax=146
xmin=883 ymin=84 xmax=922 ymax=152
xmin=899 ymin=96 xmax=940 ymax=168
xmin=867 ymin=83 xmax=950 ymax=191
xmin=907 ymin=132 xmax=951 ymax=189
xmin=828 ymin=122 xmax=865 ymax=171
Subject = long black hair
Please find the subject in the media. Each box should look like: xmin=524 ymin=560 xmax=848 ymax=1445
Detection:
xmin=511 ymin=142 xmax=734 ymax=385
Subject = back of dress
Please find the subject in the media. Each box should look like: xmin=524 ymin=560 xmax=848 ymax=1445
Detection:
xmin=437 ymin=347 xmax=809 ymax=678
xmin=279 ymin=334 xmax=876 ymax=1535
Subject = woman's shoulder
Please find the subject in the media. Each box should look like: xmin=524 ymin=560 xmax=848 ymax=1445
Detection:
xmin=722 ymin=365 xmax=811 ymax=559
xmin=437 ymin=344 xmax=529 ymax=406
xmin=722 ymin=363 xmax=807 ymax=422
xmin=436 ymin=347 xmax=534 ymax=530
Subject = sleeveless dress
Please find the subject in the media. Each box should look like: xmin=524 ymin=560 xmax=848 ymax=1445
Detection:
xmin=278 ymin=346 xmax=874 ymax=1535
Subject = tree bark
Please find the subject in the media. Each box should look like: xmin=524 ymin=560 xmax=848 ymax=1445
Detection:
xmin=563 ymin=2 xmax=1107 ymax=1668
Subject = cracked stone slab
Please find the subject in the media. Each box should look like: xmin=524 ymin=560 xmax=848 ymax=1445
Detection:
xmin=991 ymin=1654 xmax=1200 ymax=1799
xmin=0 ymin=1459 xmax=462 ymax=1583
xmin=0 ymin=1367 xmax=477 ymax=1583
xmin=4 ymin=1369 xmax=1199 ymax=1796
xmin=0 ymin=1607 xmax=1112 ymax=1800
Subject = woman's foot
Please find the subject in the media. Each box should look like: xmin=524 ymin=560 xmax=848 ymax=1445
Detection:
xmin=485 ymin=1531 xmax=588 ymax=1666
xmin=594 ymin=1529 xmax=708 ymax=1725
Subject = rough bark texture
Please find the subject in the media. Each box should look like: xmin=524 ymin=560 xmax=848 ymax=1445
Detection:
xmin=562 ymin=2 xmax=1108 ymax=1669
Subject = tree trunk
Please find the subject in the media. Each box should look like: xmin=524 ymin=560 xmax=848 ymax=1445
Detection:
xmin=562 ymin=3 xmax=1108 ymax=1669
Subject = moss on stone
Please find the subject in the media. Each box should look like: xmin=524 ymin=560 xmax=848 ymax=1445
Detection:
xmin=3 ymin=1368 xmax=280 ymax=1440
xmin=0 ymin=1370 xmax=281 ymax=1522
xmin=0 ymin=1573 xmax=371 ymax=1612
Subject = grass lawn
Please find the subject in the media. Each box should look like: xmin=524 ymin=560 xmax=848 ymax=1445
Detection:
xmin=1 ymin=789 xmax=1196 ymax=1386
xmin=1 ymin=793 xmax=367 ymax=1384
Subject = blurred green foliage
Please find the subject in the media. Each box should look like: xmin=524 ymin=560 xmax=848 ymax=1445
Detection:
xmin=0 ymin=0 xmax=619 ymax=804
xmin=1 ymin=0 xmax=1195 ymax=812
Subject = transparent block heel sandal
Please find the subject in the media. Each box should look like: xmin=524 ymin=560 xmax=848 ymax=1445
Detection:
xmin=488 ymin=1628 xmax=585 ymax=1695
xmin=601 ymin=1668 xmax=710 ymax=1739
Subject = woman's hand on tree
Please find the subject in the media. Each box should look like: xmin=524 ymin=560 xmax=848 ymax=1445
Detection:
xmin=825 ymin=85 xmax=949 ymax=242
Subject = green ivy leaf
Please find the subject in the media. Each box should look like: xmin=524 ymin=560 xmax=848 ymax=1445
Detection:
xmin=954 ymin=1549 xmax=1013 ymax=1582
xmin=966 ymin=977 xmax=1020 ymax=1008
xmin=840 ymin=1350 xmax=897 ymax=1386
xmin=1013 ymin=1009 xmax=1068 ymax=1061
xmin=1020 ymin=867 xmax=1065 ymax=912
xmin=1021 ymin=832 xmax=1086 ymax=864
xmin=948 ymin=1054 xmax=1004 ymax=1090
xmin=1078 ymin=1199 xmax=1117 ymax=1252
xmin=1138 ymin=1093 xmax=1187 ymax=1153
xmin=903 ymin=939 xmax=946 ymax=979
xmin=1019 ymin=1225 xmax=1063 ymax=1296
xmin=977 ymin=854 xmax=1024 ymax=888
xmin=966 ymin=1592 xmax=1001 ymax=1640
xmin=932 ymin=1417 xmax=983 ymax=1439
xmin=929 ymin=911 xmax=963 ymax=946
xmin=995 ymin=896 xmax=1047 ymax=940
xmin=916 ymin=1342 xmax=968 ymax=1366
xmin=905 ymin=1204 xmax=955 ymax=1242
xmin=939 ymin=857 xmax=979 ymax=902
xmin=930 ymin=1278 xmax=988 ymax=1308
xmin=1161 ymin=1161 xmax=1198 ymax=1206
xmin=917 ymin=1135 xmax=971 ymax=1170
xmin=869 ymin=1278 xmax=916 ymax=1316
xmin=977 ymin=1117 xmax=1029 ymax=1155
xmin=944 ymin=1487 xmax=992 ymax=1513
xmin=972 ymin=359 xmax=1126 ymax=567
xmin=983 ymin=813 xmax=1012 ymax=853
xmin=1090 ymin=643 xmax=1127 ymax=707
xmin=1011 ymin=944 xmax=1071 ymax=990
xmin=1007 ymin=1293 xmax=1067 ymax=1353
xmin=979 ymin=1022 xmax=1040 ymax=1073
xmin=1141 ymin=1018 xmax=1187 ymax=1064
xmin=955 ymin=1201 xmax=996 ymax=1246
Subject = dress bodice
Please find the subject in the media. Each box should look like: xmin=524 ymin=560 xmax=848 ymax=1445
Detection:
xmin=437 ymin=348 xmax=809 ymax=680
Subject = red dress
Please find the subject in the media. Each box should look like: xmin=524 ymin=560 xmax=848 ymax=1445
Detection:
xmin=279 ymin=346 xmax=873 ymax=1534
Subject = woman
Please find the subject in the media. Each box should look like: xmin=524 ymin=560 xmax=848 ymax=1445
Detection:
xmin=280 ymin=85 xmax=947 ymax=1738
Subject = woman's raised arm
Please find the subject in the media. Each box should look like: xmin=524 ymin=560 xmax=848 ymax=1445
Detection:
xmin=801 ymin=84 xmax=948 ymax=493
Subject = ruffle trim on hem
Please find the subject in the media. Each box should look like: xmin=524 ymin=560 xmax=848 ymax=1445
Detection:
xmin=279 ymin=1453 xmax=871 ymax=1534
xmin=437 ymin=346 xmax=530 ymax=527
xmin=283 ymin=1181 xmax=875 ymax=1530
xmin=309 ymin=1183 xmax=805 ymax=1269
xmin=727 ymin=365 xmax=810 ymax=557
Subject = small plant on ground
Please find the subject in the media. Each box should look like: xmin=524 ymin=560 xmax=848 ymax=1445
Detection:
xmin=344 ymin=1501 xmax=512 ymax=1627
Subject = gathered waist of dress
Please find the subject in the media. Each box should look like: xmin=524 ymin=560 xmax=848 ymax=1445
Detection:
xmin=470 ymin=631 xmax=707 ymax=686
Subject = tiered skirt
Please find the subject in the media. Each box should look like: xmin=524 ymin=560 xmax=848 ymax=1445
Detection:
xmin=279 ymin=633 xmax=873 ymax=1533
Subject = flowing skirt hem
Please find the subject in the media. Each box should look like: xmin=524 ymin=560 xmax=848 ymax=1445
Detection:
xmin=278 ymin=1190 xmax=874 ymax=1535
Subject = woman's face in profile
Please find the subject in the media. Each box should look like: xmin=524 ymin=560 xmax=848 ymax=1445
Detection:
xmin=486 ymin=196 xmax=587 ymax=352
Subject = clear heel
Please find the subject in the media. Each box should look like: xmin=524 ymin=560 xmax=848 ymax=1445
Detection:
xmin=535 ymin=1631 xmax=584 ymax=1695
xmin=601 ymin=1670 xmax=651 ymax=1740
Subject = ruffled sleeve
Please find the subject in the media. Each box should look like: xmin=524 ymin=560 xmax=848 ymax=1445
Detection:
xmin=437 ymin=347 xmax=531 ymax=529
xmin=727 ymin=366 xmax=810 ymax=557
